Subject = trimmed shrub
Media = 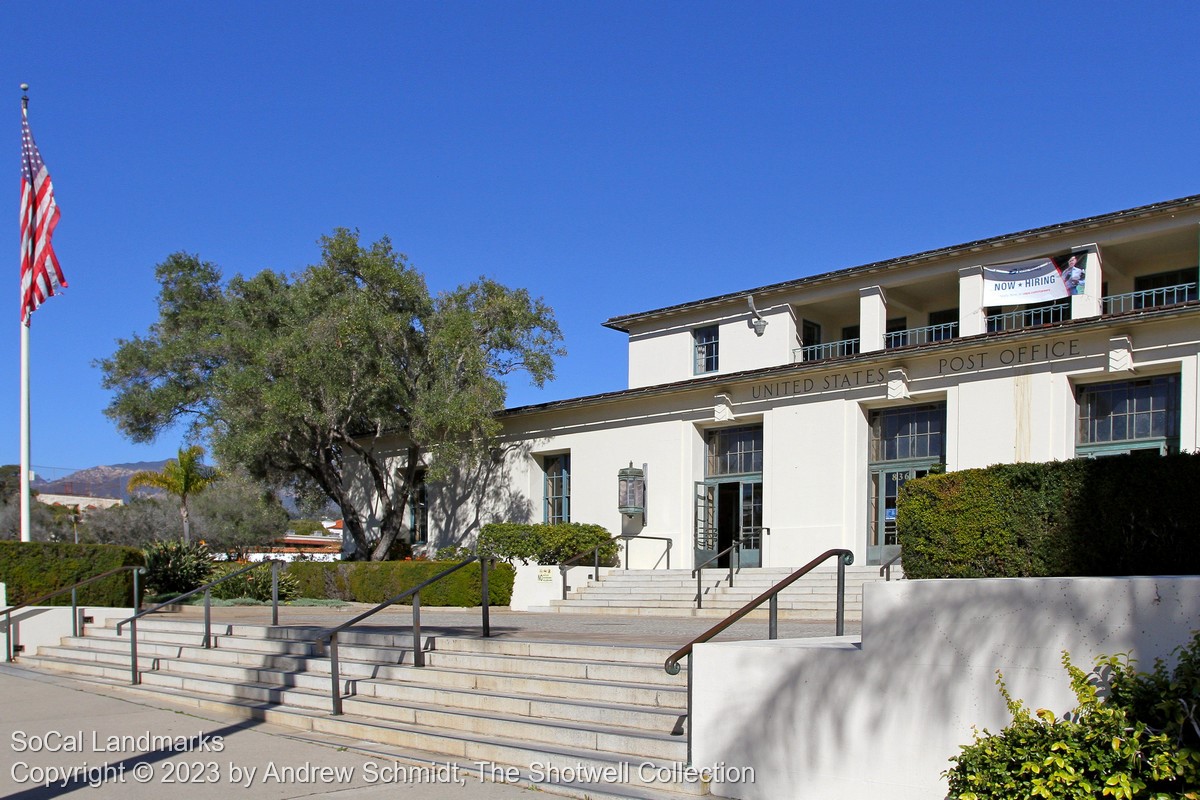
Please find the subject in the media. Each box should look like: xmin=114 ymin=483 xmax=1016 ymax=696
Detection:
xmin=142 ymin=540 xmax=214 ymax=596
xmin=478 ymin=522 xmax=618 ymax=566
xmin=945 ymin=632 xmax=1200 ymax=798
xmin=898 ymin=454 xmax=1200 ymax=579
xmin=0 ymin=541 xmax=144 ymax=607
xmin=209 ymin=562 xmax=299 ymax=602
xmin=287 ymin=560 xmax=514 ymax=606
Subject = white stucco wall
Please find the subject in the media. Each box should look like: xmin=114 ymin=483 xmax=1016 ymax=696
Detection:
xmin=354 ymin=315 xmax=1200 ymax=571
xmin=4 ymin=607 xmax=134 ymax=662
xmin=509 ymin=563 xmax=614 ymax=611
xmin=692 ymin=577 xmax=1200 ymax=800
xmin=627 ymin=302 xmax=796 ymax=389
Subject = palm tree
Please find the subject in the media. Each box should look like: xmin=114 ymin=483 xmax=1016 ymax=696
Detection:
xmin=127 ymin=446 xmax=220 ymax=543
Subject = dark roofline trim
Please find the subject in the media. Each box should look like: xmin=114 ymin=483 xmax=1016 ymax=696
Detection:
xmin=603 ymin=193 xmax=1200 ymax=332
xmin=506 ymin=303 xmax=1200 ymax=419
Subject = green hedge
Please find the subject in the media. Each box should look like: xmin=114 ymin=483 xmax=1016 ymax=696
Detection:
xmin=0 ymin=541 xmax=145 ymax=607
xmin=478 ymin=522 xmax=618 ymax=566
xmin=287 ymin=560 xmax=514 ymax=606
xmin=899 ymin=454 xmax=1200 ymax=578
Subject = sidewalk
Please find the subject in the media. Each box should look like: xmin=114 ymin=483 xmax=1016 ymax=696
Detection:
xmin=0 ymin=664 xmax=544 ymax=799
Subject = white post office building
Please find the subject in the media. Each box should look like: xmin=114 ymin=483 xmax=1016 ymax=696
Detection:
xmin=397 ymin=194 xmax=1200 ymax=569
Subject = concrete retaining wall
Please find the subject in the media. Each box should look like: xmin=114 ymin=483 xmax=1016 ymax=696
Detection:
xmin=692 ymin=576 xmax=1200 ymax=799
xmin=2 ymin=606 xmax=134 ymax=661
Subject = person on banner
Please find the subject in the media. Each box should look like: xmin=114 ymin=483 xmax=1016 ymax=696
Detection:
xmin=1060 ymin=254 xmax=1085 ymax=296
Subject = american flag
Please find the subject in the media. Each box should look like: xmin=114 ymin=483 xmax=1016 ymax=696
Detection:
xmin=20 ymin=106 xmax=65 ymax=325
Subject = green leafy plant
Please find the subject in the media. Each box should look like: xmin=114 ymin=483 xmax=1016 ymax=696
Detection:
xmin=946 ymin=632 xmax=1200 ymax=799
xmin=434 ymin=544 xmax=476 ymax=561
xmin=478 ymin=522 xmax=618 ymax=566
xmin=209 ymin=562 xmax=298 ymax=602
xmin=286 ymin=560 xmax=514 ymax=606
xmin=899 ymin=454 xmax=1200 ymax=579
xmin=142 ymin=540 xmax=214 ymax=596
xmin=0 ymin=541 xmax=144 ymax=606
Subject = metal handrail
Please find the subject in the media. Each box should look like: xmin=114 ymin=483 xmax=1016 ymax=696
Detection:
xmin=559 ymin=534 xmax=673 ymax=601
xmin=314 ymin=556 xmax=492 ymax=715
xmin=3 ymin=566 xmax=145 ymax=662
xmin=116 ymin=559 xmax=283 ymax=685
xmin=664 ymin=548 xmax=853 ymax=762
xmin=693 ymin=540 xmax=741 ymax=609
xmin=879 ymin=551 xmax=903 ymax=581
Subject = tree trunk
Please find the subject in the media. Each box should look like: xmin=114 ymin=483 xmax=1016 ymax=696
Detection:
xmin=180 ymin=502 xmax=191 ymax=543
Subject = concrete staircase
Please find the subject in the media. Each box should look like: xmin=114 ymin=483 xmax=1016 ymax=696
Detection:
xmin=18 ymin=616 xmax=699 ymax=799
xmin=534 ymin=565 xmax=893 ymax=620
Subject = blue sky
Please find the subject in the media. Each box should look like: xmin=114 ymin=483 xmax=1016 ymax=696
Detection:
xmin=4 ymin=1 xmax=1200 ymax=476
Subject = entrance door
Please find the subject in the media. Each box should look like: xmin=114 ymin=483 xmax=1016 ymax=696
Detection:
xmin=694 ymin=483 xmax=717 ymax=569
xmin=868 ymin=466 xmax=930 ymax=565
xmin=738 ymin=481 xmax=763 ymax=568
xmin=695 ymin=480 xmax=763 ymax=569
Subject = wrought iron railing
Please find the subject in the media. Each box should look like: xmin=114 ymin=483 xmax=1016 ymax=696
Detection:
xmin=693 ymin=540 xmax=741 ymax=608
xmin=793 ymin=338 xmax=860 ymax=362
xmin=664 ymin=548 xmax=853 ymax=761
xmin=116 ymin=560 xmax=283 ymax=685
xmin=885 ymin=322 xmax=958 ymax=348
xmin=986 ymin=303 xmax=1070 ymax=332
xmin=3 ymin=566 xmax=145 ymax=662
xmin=1103 ymin=283 xmax=1198 ymax=315
xmin=314 ymin=556 xmax=493 ymax=715
xmin=879 ymin=551 xmax=903 ymax=581
xmin=559 ymin=534 xmax=672 ymax=600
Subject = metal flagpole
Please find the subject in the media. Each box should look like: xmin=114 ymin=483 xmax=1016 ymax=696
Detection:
xmin=19 ymin=84 xmax=31 ymax=543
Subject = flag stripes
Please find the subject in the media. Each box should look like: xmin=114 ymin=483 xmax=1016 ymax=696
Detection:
xmin=19 ymin=107 xmax=65 ymax=324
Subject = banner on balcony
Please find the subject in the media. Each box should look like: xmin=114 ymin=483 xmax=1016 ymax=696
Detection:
xmin=983 ymin=254 xmax=1085 ymax=305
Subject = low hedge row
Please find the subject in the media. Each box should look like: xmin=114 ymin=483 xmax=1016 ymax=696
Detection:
xmin=287 ymin=560 xmax=514 ymax=606
xmin=898 ymin=454 xmax=1200 ymax=578
xmin=0 ymin=541 xmax=145 ymax=607
xmin=477 ymin=522 xmax=618 ymax=565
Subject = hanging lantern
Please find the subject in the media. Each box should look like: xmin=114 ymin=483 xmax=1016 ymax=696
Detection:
xmin=617 ymin=462 xmax=646 ymax=517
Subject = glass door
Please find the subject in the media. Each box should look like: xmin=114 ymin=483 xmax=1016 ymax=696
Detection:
xmin=738 ymin=481 xmax=763 ymax=568
xmin=694 ymin=482 xmax=717 ymax=569
xmin=868 ymin=465 xmax=930 ymax=565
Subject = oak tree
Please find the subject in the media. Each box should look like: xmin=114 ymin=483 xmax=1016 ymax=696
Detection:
xmin=100 ymin=230 xmax=562 ymax=560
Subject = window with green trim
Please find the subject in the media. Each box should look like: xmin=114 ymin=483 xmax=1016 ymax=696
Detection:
xmin=694 ymin=326 xmax=719 ymax=374
xmin=1076 ymin=375 xmax=1180 ymax=456
xmin=869 ymin=404 xmax=946 ymax=462
xmin=706 ymin=425 xmax=763 ymax=477
xmin=543 ymin=454 xmax=570 ymax=523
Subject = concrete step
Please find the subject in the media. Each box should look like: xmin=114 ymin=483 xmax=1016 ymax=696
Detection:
xmin=22 ymin=662 xmax=689 ymax=763
xmin=22 ymin=612 xmax=703 ymax=799
xmin=529 ymin=603 xmax=862 ymax=620
xmin=10 ymin=667 xmax=704 ymax=799
xmin=561 ymin=589 xmax=862 ymax=601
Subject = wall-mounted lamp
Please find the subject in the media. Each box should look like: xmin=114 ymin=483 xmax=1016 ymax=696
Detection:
xmin=747 ymin=295 xmax=768 ymax=337
xmin=617 ymin=462 xmax=646 ymax=517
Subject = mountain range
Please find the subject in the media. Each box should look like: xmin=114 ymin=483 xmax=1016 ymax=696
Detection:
xmin=32 ymin=461 xmax=171 ymax=502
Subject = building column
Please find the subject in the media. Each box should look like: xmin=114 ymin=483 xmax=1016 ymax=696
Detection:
xmin=859 ymin=286 xmax=886 ymax=352
xmin=958 ymin=265 xmax=985 ymax=336
xmin=1181 ymin=352 xmax=1200 ymax=453
xmin=1070 ymin=244 xmax=1103 ymax=320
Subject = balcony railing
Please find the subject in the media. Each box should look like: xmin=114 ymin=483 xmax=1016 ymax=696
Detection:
xmin=793 ymin=338 xmax=860 ymax=362
xmin=986 ymin=303 xmax=1070 ymax=333
xmin=885 ymin=322 xmax=958 ymax=349
xmin=1103 ymin=283 xmax=1198 ymax=315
